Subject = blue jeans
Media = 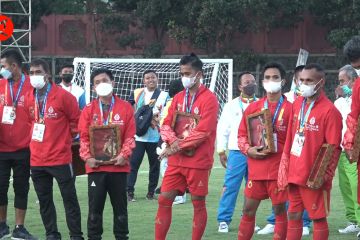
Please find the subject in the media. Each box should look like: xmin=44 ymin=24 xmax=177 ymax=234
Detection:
xmin=217 ymin=150 xmax=248 ymax=224
xmin=267 ymin=202 xmax=311 ymax=227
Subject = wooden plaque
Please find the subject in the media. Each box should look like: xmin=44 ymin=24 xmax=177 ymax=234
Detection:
xmin=171 ymin=111 xmax=200 ymax=157
xmin=306 ymin=144 xmax=334 ymax=189
xmin=71 ymin=142 xmax=85 ymax=176
xmin=351 ymin=116 xmax=360 ymax=163
xmin=246 ymin=109 xmax=275 ymax=154
xmin=89 ymin=125 xmax=121 ymax=162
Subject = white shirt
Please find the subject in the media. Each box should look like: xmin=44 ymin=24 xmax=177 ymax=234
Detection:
xmin=60 ymin=82 xmax=85 ymax=103
xmin=334 ymin=96 xmax=352 ymax=147
xmin=216 ymin=96 xmax=252 ymax=152
xmin=284 ymin=91 xmax=296 ymax=103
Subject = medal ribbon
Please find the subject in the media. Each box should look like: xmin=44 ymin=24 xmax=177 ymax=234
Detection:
xmin=35 ymin=83 xmax=51 ymax=123
xmin=184 ymin=89 xmax=197 ymax=113
xmin=298 ymin=98 xmax=315 ymax=133
xmin=5 ymin=74 xmax=25 ymax=107
xmin=99 ymin=96 xmax=115 ymax=125
xmin=263 ymin=95 xmax=284 ymax=128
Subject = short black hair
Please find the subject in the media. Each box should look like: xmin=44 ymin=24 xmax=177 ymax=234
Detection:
xmin=179 ymin=53 xmax=203 ymax=72
xmin=30 ymin=58 xmax=50 ymax=74
xmin=263 ymin=62 xmax=286 ymax=79
xmin=304 ymin=63 xmax=324 ymax=72
xmin=343 ymin=36 xmax=360 ymax=62
xmin=143 ymin=70 xmax=157 ymax=78
xmin=294 ymin=65 xmax=305 ymax=74
xmin=169 ymin=79 xmax=184 ymax=98
xmin=90 ymin=68 xmax=114 ymax=83
xmin=1 ymin=49 xmax=22 ymax=67
xmin=60 ymin=64 xmax=74 ymax=72
xmin=238 ymin=71 xmax=252 ymax=85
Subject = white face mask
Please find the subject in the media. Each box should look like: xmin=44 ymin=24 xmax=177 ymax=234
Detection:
xmin=30 ymin=75 xmax=46 ymax=89
xmin=355 ymin=68 xmax=360 ymax=77
xmin=263 ymin=81 xmax=282 ymax=93
xmin=181 ymin=72 xmax=198 ymax=89
xmin=95 ymin=82 xmax=113 ymax=97
xmin=0 ymin=68 xmax=12 ymax=80
xmin=299 ymin=81 xmax=321 ymax=98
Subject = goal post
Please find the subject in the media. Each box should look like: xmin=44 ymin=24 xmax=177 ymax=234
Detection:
xmin=73 ymin=57 xmax=233 ymax=114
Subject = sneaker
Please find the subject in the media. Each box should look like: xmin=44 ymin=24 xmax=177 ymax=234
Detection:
xmin=127 ymin=192 xmax=136 ymax=202
xmin=302 ymin=226 xmax=310 ymax=236
xmin=146 ymin=192 xmax=156 ymax=200
xmin=11 ymin=225 xmax=38 ymax=240
xmin=0 ymin=223 xmax=10 ymax=239
xmin=257 ymin=224 xmax=275 ymax=235
xmin=173 ymin=193 xmax=186 ymax=205
xmin=339 ymin=222 xmax=360 ymax=234
xmin=357 ymin=231 xmax=360 ymax=239
xmin=254 ymin=225 xmax=260 ymax=232
xmin=218 ymin=222 xmax=229 ymax=233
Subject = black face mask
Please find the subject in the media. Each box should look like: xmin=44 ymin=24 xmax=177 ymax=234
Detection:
xmin=62 ymin=73 xmax=73 ymax=83
xmin=242 ymin=83 xmax=256 ymax=96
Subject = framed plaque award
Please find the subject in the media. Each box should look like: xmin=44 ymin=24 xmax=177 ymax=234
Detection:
xmin=89 ymin=125 xmax=121 ymax=164
xmin=246 ymin=109 xmax=275 ymax=154
xmin=71 ymin=142 xmax=85 ymax=176
xmin=351 ymin=116 xmax=360 ymax=163
xmin=306 ymin=144 xmax=334 ymax=189
xmin=171 ymin=111 xmax=200 ymax=157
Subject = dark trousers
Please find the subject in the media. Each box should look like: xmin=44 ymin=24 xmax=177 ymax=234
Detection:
xmin=31 ymin=164 xmax=83 ymax=239
xmin=0 ymin=150 xmax=30 ymax=210
xmin=88 ymin=172 xmax=128 ymax=240
xmin=127 ymin=141 xmax=159 ymax=193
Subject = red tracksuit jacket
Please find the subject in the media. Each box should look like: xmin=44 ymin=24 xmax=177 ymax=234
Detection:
xmin=278 ymin=92 xmax=342 ymax=189
xmin=25 ymin=83 xmax=80 ymax=167
xmin=160 ymin=85 xmax=219 ymax=170
xmin=78 ymin=96 xmax=136 ymax=173
xmin=343 ymin=77 xmax=360 ymax=155
xmin=0 ymin=75 xmax=33 ymax=152
xmin=238 ymin=96 xmax=292 ymax=180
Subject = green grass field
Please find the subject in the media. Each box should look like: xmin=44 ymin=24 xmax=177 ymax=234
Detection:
xmin=5 ymin=158 xmax=358 ymax=240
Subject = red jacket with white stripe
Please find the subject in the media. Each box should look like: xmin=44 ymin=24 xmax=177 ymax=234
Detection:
xmin=160 ymin=85 xmax=219 ymax=170
xmin=25 ymin=83 xmax=80 ymax=166
xmin=0 ymin=75 xmax=33 ymax=152
xmin=238 ymin=96 xmax=292 ymax=180
xmin=78 ymin=96 xmax=136 ymax=173
xmin=278 ymin=92 xmax=342 ymax=190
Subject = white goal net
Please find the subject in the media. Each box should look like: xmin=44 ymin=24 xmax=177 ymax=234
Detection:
xmin=72 ymin=58 xmax=233 ymax=114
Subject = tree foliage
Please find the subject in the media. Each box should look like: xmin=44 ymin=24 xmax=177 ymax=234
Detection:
xmin=28 ymin=0 xmax=360 ymax=56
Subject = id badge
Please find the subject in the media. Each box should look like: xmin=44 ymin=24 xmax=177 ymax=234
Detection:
xmin=290 ymin=133 xmax=305 ymax=157
xmin=273 ymin=133 xmax=278 ymax=152
xmin=2 ymin=106 xmax=15 ymax=125
xmin=32 ymin=123 xmax=45 ymax=142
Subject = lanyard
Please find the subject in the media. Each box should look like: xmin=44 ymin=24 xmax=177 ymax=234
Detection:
xmin=35 ymin=83 xmax=51 ymax=122
xmin=239 ymin=94 xmax=257 ymax=113
xmin=263 ymin=95 xmax=284 ymax=127
xmin=184 ymin=89 xmax=196 ymax=113
xmin=99 ymin=96 xmax=114 ymax=125
xmin=299 ymin=98 xmax=315 ymax=133
xmin=6 ymin=74 xmax=25 ymax=107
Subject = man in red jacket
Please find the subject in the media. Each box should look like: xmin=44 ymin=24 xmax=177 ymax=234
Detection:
xmin=0 ymin=49 xmax=37 ymax=239
xmin=78 ymin=68 xmax=136 ymax=240
xmin=237 ymin=62 xmax=292 ymax=240
xmin=25 ymin=59 xmax=83 ymax=240
xmin=155 ymin=53 xmax=219 ymax=240
xmin=278 ymin=63 xmax=342 ymax=240
xmin=342 ymin=35 xmax=360 ymax=240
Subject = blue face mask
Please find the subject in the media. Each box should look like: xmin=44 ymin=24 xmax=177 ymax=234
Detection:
xmin=0 ymin=68 xmax=12 ymax=80
xmin=342 ymin=85 xmax=352 ymax=96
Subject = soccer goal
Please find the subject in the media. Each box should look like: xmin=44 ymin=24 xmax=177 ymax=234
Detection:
xmin=73 ymin=58 xmax=233 ymax=114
